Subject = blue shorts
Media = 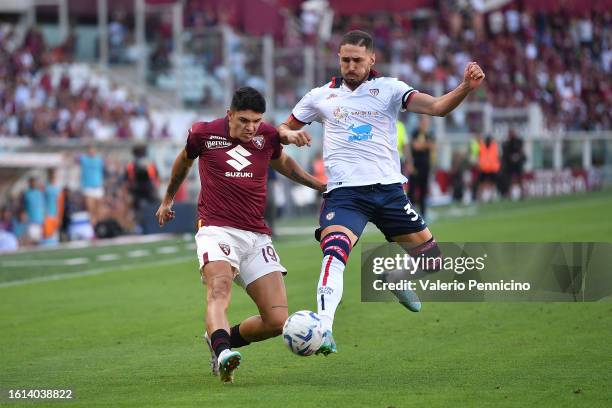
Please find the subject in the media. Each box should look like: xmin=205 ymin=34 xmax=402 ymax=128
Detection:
xmin=316 ymin=183 xmax=427 ymax=242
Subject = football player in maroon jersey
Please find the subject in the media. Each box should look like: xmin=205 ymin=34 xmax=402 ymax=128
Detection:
xmin=156 ymin=87 xmax=323 ymax=382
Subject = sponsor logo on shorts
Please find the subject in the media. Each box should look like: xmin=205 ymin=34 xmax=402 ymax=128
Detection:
xmin=318 ymin=287 xmax=334 ymax=295
xmin=218 ymin=242 xmax=231 ymax=256
xmin=326 ymin=211 xmax=335 ymax=221
xmin=252 ymin=135 xmax=265 ymax=150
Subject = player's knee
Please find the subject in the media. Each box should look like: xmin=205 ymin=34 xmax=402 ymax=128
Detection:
xmin=320 ymin=231 xmax=353 ymax=265
xmin=263 ymin=311 xmax=288 ymax=336
xmin=409 ymin=237 xmax=442 ymax=272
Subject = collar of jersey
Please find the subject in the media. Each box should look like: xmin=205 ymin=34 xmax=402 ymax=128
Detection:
xmin=329 ymin=69 xmax=379 ymax=89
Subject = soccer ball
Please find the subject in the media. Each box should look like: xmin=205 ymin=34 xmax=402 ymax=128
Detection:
xmin=282 ymin=310 xmax=324 ymax=356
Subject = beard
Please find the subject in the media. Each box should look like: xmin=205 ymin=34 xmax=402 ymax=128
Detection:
xmin=343 ymin=70 xmax=369 ymax=90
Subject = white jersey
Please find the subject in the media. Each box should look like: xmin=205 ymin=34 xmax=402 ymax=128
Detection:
xmin=292 ymin=72 xmax=418 ymax=191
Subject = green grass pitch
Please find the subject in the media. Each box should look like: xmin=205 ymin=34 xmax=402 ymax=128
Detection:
xmin=1 ymin=191 xmax=611 ymax=407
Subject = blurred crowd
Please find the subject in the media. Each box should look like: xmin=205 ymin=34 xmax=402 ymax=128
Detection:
xmin=180 ymin=1 xmax=610 ymax=129
xmin=321 ymin=4 xmax=610 ymax=130
xmin=0 ymin=146 xmax=162 ymax=251
xmin=0 ymin=25 xmax=157 ymax=140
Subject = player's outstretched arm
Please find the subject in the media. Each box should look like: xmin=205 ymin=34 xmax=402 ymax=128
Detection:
xmin=277 ymin=116 xmax=312 ymax=147
xmin=406 ymin=62 xmax=485 ymax=117
xmin=271 ymin=151 xmax=325 ymax=192
xmin=155 ymin=149 xmax=194 ymax=226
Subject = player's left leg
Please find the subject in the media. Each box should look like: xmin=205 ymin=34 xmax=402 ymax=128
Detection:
xmin=225 ymin=234 xmax=288 ymax=349
xmin=230 ymin=271 xmax=288 ymax=346
xmin=373 ymin=183 xmax=442 ymax=311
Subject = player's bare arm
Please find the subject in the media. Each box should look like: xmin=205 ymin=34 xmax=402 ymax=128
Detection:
xmin=406 ymin=62 xmax=485 ymax=117
xmin=271 ymin=151 xmax=326 ymax=192
xmin=278 ymin=117 xmax=312 ymax=147
xmin=155 ymin=149 xmax=194 ymax=226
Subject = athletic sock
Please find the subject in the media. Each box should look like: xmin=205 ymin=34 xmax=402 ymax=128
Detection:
xmin=229 ymin=324 xmax=250 ymax=348
xmin=210 ymin=329 xmax=231 ymax=356
xmin=317 ymin=232 xmax=352 ymax=332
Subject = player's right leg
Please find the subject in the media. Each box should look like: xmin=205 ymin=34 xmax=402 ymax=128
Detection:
xmin=315 ymin=187 xmax=371 ymax=355
xmin=202 ymin=261 xmax=241 ymax=383
xmin=196 ymin=226 xmax=245 ymax=383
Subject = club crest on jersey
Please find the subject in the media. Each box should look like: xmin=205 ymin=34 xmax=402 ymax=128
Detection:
xmin=218 ymin=242 xmax=231 ymax=256
xmin=252 ymin=135 xmax=265 ymax=150
xmin=369 ymin=88 xmax=379 ymax=97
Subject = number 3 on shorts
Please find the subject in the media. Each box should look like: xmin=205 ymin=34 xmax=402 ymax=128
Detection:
xmin=404 ymin=202 xmax=419 ymax=221
xmin=261 ymin=245 xmax=278 ymax=263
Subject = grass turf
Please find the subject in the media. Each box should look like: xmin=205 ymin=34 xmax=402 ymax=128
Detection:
xmin=1 ymin=191 xmax=611 ymax=407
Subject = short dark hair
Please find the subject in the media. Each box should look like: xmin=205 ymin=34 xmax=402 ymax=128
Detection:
xmin=340 ymin=30 xmax=374 ymax=52
xmin=230 ymin=87 xmax=266 ymax=113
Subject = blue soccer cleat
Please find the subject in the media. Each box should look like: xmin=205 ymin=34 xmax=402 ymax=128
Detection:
xmin=217 ymin=349 xmax=242 ymax=383
xmin=382 ymin=270 xmax=422 ymax=312
xmin=315 ymin=330 xmax=337 ymax=356
xmin=393 ymin=288 xmax=422 ymax=312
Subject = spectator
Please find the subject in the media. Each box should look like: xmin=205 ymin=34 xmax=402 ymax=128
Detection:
xmin=125 ymin=145 xmax=159 ymax=232
xmin=79 ymin=146 xmax=105 ymax=226
xmin=501 ymin=129 xmax=526 ymax=200
xmin=22 ymin=177 xmax=45 ymax=244
xmin=406 ymin=116 xmax=436 ymax=219
xmin=43 ymin=169 xmax=62 ymax=243
xmin=477 ymin=136 xmax=501 ymax=202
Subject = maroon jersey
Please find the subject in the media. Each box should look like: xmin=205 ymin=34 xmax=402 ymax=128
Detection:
xmin=185 ymin=117 xmax=282 ymax=235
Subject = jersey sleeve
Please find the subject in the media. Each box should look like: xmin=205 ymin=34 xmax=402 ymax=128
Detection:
xmin=291 ymin=89 xmax=321 ymax=124
xmin=391 ymin=79 xmax=419 ymax=112
xmin=271 ymin=134 xmax=283 ymax=160
xmin=185 ymin=124 xmax=203 ymax=159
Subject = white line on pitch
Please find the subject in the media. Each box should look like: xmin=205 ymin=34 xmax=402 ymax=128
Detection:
xmin=156 ymin=246 xmax=179 ymax=254
xmin=126 ymin=250 xmax=151 ymax=258
xmin=0 ymin=258 xmax=89 ymax=267
xmin=0 ymin=256 xmax=195 ymax=288
xmin=97 ymin=254 xmax=121 ymax=262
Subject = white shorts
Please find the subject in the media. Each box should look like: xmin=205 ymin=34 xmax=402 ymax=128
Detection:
xmin=195 ymin=225 xmax=286 ymax=288
xmin=83 ymin=187 xmax=104 ymax=199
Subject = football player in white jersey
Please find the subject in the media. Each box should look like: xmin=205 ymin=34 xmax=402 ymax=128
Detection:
xmin=278 ymin=30 xmax=485 ymax=355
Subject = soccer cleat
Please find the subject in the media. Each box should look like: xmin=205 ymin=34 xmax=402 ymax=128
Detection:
xmin=382 ymin=270 xmax=422 ymax=312
xmin=203 ymin=331 xmax=219 ymax=376
xmin=315 ymin=330 xmax=337 ymax=356
xmin=393 ymin=288 xmax=422 ymax=312
xmin=217 ymin=349 xmax=242 ymax=383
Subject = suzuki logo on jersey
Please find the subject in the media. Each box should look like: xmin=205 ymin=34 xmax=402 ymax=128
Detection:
xmin=226 ymin=145 xmax=252 ymax=171
xmin=225 ymin=145 xmax=254 ymax=177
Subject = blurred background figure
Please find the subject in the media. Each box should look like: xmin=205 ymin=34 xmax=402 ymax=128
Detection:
xmin=477 ymin=136 xmax=501 ymax=202
xmin=125 ymin=145 xmax=159 ymax=233
xmin=406 ymin=116 xmax=436 ymax=219
xmin=43 ymin=169 xmax=62 ymax=245
xmin=22 ymin=177 xmax=45 ymax=245
xmin=501 ymin=129 xmax=526 ymax=201
xmin=79 ymin=147 xmax=105 ymax=226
